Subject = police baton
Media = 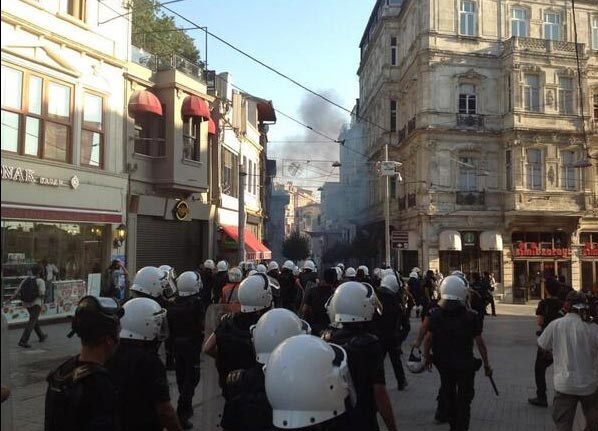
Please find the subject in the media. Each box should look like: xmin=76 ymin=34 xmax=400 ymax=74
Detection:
xmin=488 ymin=375 xmax=499 ymax=396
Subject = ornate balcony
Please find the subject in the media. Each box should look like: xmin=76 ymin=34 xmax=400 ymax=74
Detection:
xmin=456 ymin=113 xmax=484 ymax=129
xmin=503 ymin=37 xmax=585 ymax=58
xmin=456 ymin=190 xmax=485 ymax=206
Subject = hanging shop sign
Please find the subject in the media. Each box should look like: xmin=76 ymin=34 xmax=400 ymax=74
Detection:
xmin=173 ymin=200 xmax=190 ymax=221
xmin=514 ymin=242 xmax=571 ymax=258
xmin=462 ymin=232 xmax=477 ymax=247
xmin=582 ymin=242 xmax=598 ymax=257
xmin=1 ymin=164 xmax=79 ymax=189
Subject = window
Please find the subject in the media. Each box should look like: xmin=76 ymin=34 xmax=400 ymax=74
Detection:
xmin=458 ymin=84 xmax=476 ymax=114
xmin=248 ymin=160 xmax=253 ymax=195
xmin=558 ymin=77 xmax=573 ymax=114
xmin=524 ymin=75 xmax=540 ymax=112
xmin=81 ymin=93 xmax=103 ymax=167
xmin=460 ymin=1 xmax=476 ymax=36
xmin=594 ymin=92 xmax=598 ymax=120
xmin=511 ymin=8 xmax=528 ymax=37
xmin=526 ymin=148 xmax=542 ymax=190
xmin=459 ymin=157 xmax=477 ymax=191
xmin=134 ymin=110 xmax=165 ymax=157
xmin=253 ymin=161 xmax=258 ymax=195
xmin=560 ymin=151 xmax=576 ymax=190
xmin=1 ymin=65 xmax=72 ymax=162
xmin=390 ymin=100 xmax=397 ymax=131
xmin=593 ymin=16 xmax=598 ymax=50
xmin=390 ymin=37 xmax=397 ymax=65
xmin=544 ymin=12 xmax=561 ymax=41
xmin=182 ymin=118 xmax=201 ymax=161
xmin=67 ymin=0 xmax=86 ymax=21
xmin=222 ymin=147 xmax=239 ymax=197
xmin=506 ymin=150 xmax=513 ymax=190
xmin=243 ymin=156 xmax=248 ymax=191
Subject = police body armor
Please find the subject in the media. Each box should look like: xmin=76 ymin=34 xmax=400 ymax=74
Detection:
xmin=279 ymin=271 xmax=300 ymax=311
xmin=168 ymin=297 xmax=203 ymax=342
xmin=429 ymin=304 xmax=478 ymax=370
xmin=214 ymin=314 xmax=256 ymax=390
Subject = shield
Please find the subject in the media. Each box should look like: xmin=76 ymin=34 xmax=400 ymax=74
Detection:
xmin=203 ymin=303 xmax=241 ymax=336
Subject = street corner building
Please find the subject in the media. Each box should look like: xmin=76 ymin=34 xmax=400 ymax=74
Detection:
xmin=325 ymin=0 xmax=598 ymax=302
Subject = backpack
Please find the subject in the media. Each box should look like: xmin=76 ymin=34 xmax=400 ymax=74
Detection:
xmin=20 ymin=277 xmax=39 ymax=303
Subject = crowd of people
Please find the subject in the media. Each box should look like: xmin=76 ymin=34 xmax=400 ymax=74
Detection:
xmin=28 ymin=258 xmax=598 ymax=430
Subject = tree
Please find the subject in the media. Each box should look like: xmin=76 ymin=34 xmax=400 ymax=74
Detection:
xmin=282 ymin=231 xmax=311 ymax=261
xmin=131 ymin=0 xmax=200 ymax=63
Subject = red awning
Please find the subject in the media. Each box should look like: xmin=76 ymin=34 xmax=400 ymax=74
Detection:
xmin=182 ymin=95 xmax=211 ymax=120
xmin=128 ymin=90 xmax=163 ymax=117
xmin=208 ymin=118 xmax=216 ymax=135
xmin=221 ymin=225 xmax=272 ymax=260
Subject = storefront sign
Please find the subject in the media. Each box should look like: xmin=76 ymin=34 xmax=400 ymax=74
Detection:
xmin=1 ymin=164 xmax=79 ymax=189
xmin=462 ymin=232 xmax=477 ymax=247
xmin=173 ymin=200 xmax=190 ymax=221
xmin=582 ymin=242 xmax=598 ymax=257
xmin=514 ymin=242 xmax=571 ymax=258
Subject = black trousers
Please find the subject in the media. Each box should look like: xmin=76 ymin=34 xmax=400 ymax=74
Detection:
xmin=534 ymin=347 xmax=553 ymax=400
xmin=20 ymin=305 xmax=44 ymax=344
xmin=486 ymin=296 xmax=496 ymax=315
xmin=173 ymin=338 xmax=201 ymax=421
xmin=381 ymin=339 xmax=406 ymax=387
xmin=436 ymin=366 xmax=475 ymax=431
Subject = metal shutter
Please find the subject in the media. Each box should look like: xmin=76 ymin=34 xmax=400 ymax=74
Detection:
xmin=136 ymin=216 xmax=202 ymax=273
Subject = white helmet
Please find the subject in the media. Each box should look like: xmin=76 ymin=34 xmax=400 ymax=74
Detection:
xmin=216 ymin=260 xmax=228 ymax=272
xmin=265 ymin=335 xmax=351 ymax=429
xmin=120 ymin=297 xmax=168 ymax=341
xmin=238 ymin=274 xmax=272 ymax=313
xmin=334 ymin=266 xmax=343 ymax=281
xmin=176 ymin=271 xmax=202 ymax=297
xmin=381 ymin=273 xmax=401 ymax=294
xmin=131 ymin=266 xmax=175 ymax=299
xmin=406 ymin=347 xmax=426 ymax=374
xmin=267 ymin=261 xmax=279 ymax=272
xmin=344 ymin=267 xmax=356 ymax=278
xmin=451 ymin=270 xmax=469 ymax=286
xmin=409 ymin=271 xmax=419 ymax=278
xmin=373 ymin=268 xmax=381 ymax=279
xmin=203 ymin=259 xmax=215 ymax=270
xmin=336 ymin=263 xmax=345 ymax=271
xmin=327 ymin=281 xmax=377 ymax=323
xmin=251 ymin=308 xmax=311 ymax=364
xmin=380 ymin=268 xmax=394 ymax=278
xmin=411 ymin=267 xmax=421 ymax=274
xmin=357 ymin=265 xmax=369 ymax=276
xmin=228 ymin=267 xmax=243 ymax=283
xmin=292 ymin=266 xmax=300 ymax=277
xmin=282 ymin=260 xmax=295 ymax=271
xmin=440 ymin=275 xmax=468 ymax=302
xmin=159 ymin=264 xmax=176 ymax=279
xmin=303 ymin=260 xmax=316 ymax=272
xmin=256 ymin=264 xmax=267 ymax=274
xmin=247 ymin=269 xmax=258 ymax=276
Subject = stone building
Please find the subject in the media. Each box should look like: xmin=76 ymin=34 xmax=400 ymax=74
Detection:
xmin=354 ymin=0 xmax=598 ymax=300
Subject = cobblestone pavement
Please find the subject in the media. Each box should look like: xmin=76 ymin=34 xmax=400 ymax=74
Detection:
xmin=3 ymin=303 xmax=588 ymax=430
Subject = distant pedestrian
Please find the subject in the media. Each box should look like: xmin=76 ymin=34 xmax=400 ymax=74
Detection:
xmin=537 ymin=291 xmax=598 ymax=431
xmin=7 ymin=265 xmax=47 ymax=348
xmin=101 ymin=259 xmax=128 ymax=301
xmin=41 ymin=258 xmax=59 ymax=303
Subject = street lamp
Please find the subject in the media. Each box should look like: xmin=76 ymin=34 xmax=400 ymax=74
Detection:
xmin=113 ymin=223 xmax=127 ymax=248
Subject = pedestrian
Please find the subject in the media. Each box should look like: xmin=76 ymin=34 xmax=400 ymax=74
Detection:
xmin=407 ymin=269 xmax=424 ymax=318
xmin=374 ymin=273 xmax=410 ymax=391
xmin=265 ymin=335 xmax=352 ymax=430
xmin=41 ymin=258 xmax=59 ymax=303
xmin=8 ymin=265 xmax=47 ymax=348
xmin=482 ymin=272 xmax=497 ymax=316
xmin=529 ymin=277 xmax=564 ymax=408
xmin=203 ymin=274 xmax=273 ymax=391
xmin=106 ymin=297 xmax=183 ymax=431
xmin=101 ymin=259 xmax=128 ymax=300
xmin=219 ymin=267 xmax=243 ymax=305
xmin=301 ymin=267 xmax=337 ymax=336
xmin=279 ymin=260 xmax=302 ymax=312
xmin=167 ymin=271 xmax=205 ymax=429
xmin=537 ymin=291 xmax=598 ymax=431
xmin=422 ymin=275 xmax=493 ymax=431
xmin=323 ymin=281 xmax=398 ymax=431
xmin=44 ymin=295 xmax=123 ymax=431
xmin=469 ymin=272 xmax=486 ymax=321
xmin=221 ymin=308 xmax=310 ymax=431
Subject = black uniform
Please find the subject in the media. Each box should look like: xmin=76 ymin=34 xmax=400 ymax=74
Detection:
xmin=199 ymin=268 xmax=215 ymax=311
xmin=45 ymin=356 xmax=117 ymax=431
xmin=327 ymin=326 xmax=386 ymax=431
xmin=533 ymin=297 xmax=564 ymax=401
xmin=279 ymin=269 xmax=301 ymax=312
xmin=303 ymin=283 xmax=334 ymax=336
xmin=429 ymin=303 xmax=482 ymax=431
xmin=106 ymin=340 xmax=171 ymax=431
xmin=167 ymin=294 xmax=205 ymax=423
xmin=298 ymin=270 xmax=318 ymax=302
xmin=214 ymin=312 xmax=260 ymax=390
xmin=213 ymin=271 xmax=229 ymax=304
xmin=374 ymin=289 xmax=409 ymax=388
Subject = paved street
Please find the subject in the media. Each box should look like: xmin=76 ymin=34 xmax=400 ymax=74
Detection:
xmin=3 ymin=303 xmax=588 ymax=431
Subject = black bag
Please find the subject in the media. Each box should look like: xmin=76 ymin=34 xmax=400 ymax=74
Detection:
xmin=20 ymin=277 xmax=39 ymax=303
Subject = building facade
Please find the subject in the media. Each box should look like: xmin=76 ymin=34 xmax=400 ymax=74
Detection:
xmin=1 ymin=0 xmax=129 ymax=321
xmin=353 ymin=0 xmax=598 ymax=301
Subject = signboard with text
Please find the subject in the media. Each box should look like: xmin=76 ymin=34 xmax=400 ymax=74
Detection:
xmin=391 ymin=231 xmax=409 ymax=249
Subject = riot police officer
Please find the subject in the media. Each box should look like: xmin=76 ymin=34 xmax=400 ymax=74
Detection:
xmin=301 ymin=267 xmax=337 ymax=336
xmin=221 ymin=308 xmax=310 ymax=430
xmin=106 ymin=298 xmax=183 ymax=431
xmin=45 ymin=296 xmax=123 ymax=431
xmin=213 ymin=260 xmax=230 ymax=303
xmin=199 ymin=259 xmax=216 ymax=310
xmin=279 ymin=260 xmax=302 ymax=312
xmin=324 ymin=281 xmax=398 ymax=431
xmin=167 ymin=271 xmax=205 ymax=429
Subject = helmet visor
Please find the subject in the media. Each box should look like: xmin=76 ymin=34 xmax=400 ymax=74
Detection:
xmin=154 ymin=308 xmax=169 ymax=341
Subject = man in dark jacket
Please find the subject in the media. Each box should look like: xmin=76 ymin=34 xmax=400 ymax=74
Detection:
xmin=302 ymin=267 xmax=336 ymax=336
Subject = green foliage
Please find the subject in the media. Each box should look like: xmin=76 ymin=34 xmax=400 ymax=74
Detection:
xmin=131 ymin=0 xmax=200 ymax=63
xmin=282 ymin=231 xmax=311 ymax=261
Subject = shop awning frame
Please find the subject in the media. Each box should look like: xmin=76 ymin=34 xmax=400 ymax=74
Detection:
xmin=480 ymin=231 xmax=503 ymax=251
xmin=128 ymin=90 xmax=163 ymax=117
xmin=181 ymin=95 xmax=211 ymax=120
xmin=439 ymin=230 xmax=463 ymax=251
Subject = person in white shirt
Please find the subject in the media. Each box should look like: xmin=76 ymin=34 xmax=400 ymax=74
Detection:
xmin=537 ymin=291 xmax=598 ymax=431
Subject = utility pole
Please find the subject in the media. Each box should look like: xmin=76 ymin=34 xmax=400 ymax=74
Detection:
xmin=384 ymin=143 xmax=391 ymax=267
xmin=238 ymin=163 xmax=247 ymax=263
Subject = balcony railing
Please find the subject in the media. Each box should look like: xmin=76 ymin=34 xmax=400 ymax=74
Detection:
xmin=503 ymin=37 xmax=585 ymax=57
xmin=131 ymin=45 xmax=206 ymax=84
xmin=456 ymin=113 xmax=484 ymax=129
xmin=456 ymin=190 xmax=485 ymax=206
xmin=134 ymin=137 xmax=166 ymax=158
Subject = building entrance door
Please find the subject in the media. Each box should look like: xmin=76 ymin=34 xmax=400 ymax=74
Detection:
xmin=513 ymin=260 xmax=571 ymax=301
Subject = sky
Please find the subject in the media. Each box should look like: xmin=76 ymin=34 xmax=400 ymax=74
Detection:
xmin=171 ymin=0 xmax=375 ymax=189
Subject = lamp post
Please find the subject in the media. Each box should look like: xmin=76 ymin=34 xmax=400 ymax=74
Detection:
xmin=384 ymin=143 xmax=391 ymax=267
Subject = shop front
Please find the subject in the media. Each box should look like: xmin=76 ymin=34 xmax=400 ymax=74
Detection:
xmin=219 ymin=224 xmax=271 ymax=263
xmin=580 ymin=232 xmax=598 ymax=292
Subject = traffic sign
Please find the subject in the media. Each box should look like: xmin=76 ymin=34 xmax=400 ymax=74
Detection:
xmin=391 ymin=230 xmax=409 ymax=249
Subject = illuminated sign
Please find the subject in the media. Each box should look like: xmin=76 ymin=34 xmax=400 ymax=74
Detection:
xmin=514 ymin=242 xmax=571 ymax=258
xmin=1 ymin=165 xmax=79 ymax=189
